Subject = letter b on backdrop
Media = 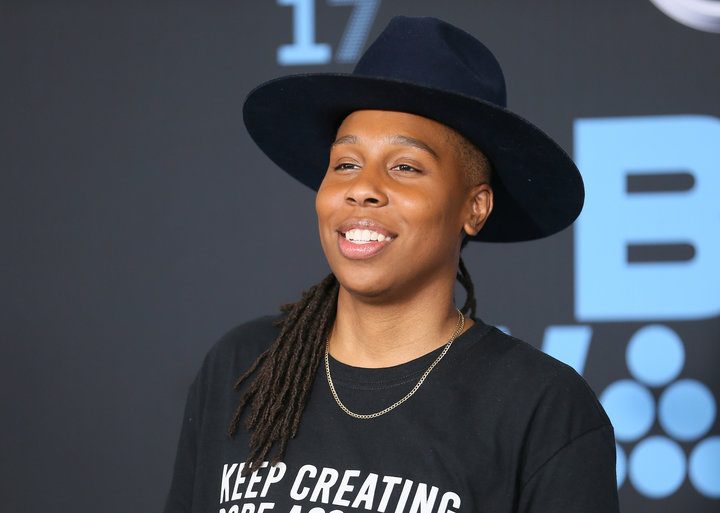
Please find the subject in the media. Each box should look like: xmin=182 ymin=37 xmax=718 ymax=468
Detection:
xmin=574 ymin=115 xmax=720 ymax=321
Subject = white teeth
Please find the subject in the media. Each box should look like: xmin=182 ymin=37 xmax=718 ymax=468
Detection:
xmin=344 ymin=228 xmax=393 ymax=244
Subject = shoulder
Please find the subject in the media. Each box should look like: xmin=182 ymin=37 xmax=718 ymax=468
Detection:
xmin=467 ymin=324 xmax=614 ymax=478
xmin=175 ymin=315 xmax=283 ymax=439
xmin=209 ymin=314 xmax=282 ymax=357
xmin=194 ymin=314 xmax=283 ymax=388
xmin=459 ymin=321 xmax=612 ymax=441
xmin=468 ymin=323 xmax=607 ymax=421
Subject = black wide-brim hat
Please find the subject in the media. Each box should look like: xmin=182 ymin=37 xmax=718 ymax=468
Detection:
xmin=243 ymin=16 xmax=584 ymax=242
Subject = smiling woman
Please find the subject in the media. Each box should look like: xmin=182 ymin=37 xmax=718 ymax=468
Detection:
xmin=317 ymin=110 xmax=492 ymax=304
xmin=163 ymin=15 xmax=618 ymax=513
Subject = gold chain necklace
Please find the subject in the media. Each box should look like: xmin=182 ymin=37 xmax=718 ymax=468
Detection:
xmin=324 ymin=309 xmax=465 ymax=419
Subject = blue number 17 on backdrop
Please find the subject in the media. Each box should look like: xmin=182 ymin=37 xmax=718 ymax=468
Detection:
xmin=277 ymin=0 xmax=381 ymax=66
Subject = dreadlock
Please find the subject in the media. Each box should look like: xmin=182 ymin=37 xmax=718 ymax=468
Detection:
xmin=227 ymin=272 xmax=339 ymax=474
xmin=457 ymin=256 xmax=477 ymax=319
xmin=227 ymin=258 xmax=478 ymax=473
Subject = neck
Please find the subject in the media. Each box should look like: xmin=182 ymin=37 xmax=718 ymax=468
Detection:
xmin=328 ymin=281 xmax=473 ymax=368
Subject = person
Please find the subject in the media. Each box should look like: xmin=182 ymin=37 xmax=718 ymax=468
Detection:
xmin=163 ymin=15 xmax=619 ymax=513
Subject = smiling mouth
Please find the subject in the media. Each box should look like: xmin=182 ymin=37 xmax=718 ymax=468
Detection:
xmin=342 ymin=228 xmax=395 ymax=244
xmin=336 ymin=229 xmax=396 ymax=260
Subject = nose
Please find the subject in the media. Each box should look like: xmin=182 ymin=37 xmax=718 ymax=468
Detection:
xmin=345 ymin=165 xmax=389 ymax=207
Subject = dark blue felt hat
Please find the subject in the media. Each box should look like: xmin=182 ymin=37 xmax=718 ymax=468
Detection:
xmin=243 ymin=15 xmax=584 ymax=242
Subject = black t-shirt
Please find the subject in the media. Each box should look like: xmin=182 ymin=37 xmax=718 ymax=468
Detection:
xmin=163 ymin=315 xmax=619 ymax=513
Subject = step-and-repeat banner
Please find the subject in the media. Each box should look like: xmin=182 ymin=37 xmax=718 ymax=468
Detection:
xmin=3 ymin=1 xmax=718 ymax=512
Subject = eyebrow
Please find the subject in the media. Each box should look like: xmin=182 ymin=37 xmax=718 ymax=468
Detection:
xmin=332 ymin=134 xmax=440 ymax=161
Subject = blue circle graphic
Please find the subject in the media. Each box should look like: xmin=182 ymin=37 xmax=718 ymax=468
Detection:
xmin=616 ymin=443 xmax=627 ymax=488
xmin=689 ymin=436 xmax=720 ymax=498
xmin=626 ymin=324 xmax=684 ymax=387
xmin=630 ymin=436 xmax=686 ymax=498
xmin=600 ymin=380 xmax=655 ymax=442
xmin=659 ymin=379 xmax=716 ymax=441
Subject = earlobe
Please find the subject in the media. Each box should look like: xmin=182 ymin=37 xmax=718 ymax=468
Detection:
xmin=463 ymin=184 xmax=494 ymax=237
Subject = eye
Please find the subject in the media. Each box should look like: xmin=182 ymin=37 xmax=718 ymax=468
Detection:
xmin=392 ymin=163 xmax=422 ymax=173
xmin=333 ymin=162 xmax=360 ymax=171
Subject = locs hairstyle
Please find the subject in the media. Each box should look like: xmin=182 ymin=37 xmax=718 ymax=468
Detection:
xmin=227 ymin=260 xmax=478 ymax=474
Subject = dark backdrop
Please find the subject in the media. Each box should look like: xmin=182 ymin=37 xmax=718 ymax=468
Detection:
xmin=2 ymin=1 xmax=718 ymax=512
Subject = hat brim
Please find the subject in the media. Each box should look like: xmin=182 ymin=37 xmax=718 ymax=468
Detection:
xmin=243 ymin=73 xmax=584 ymax=243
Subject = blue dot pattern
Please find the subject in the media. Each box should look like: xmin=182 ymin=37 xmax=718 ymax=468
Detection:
xmin=689 ymin=437 xmax=720 ymax=498
xmin=601 ymin=380 xmax=654 ymax=442
xmin=630 ymin=436 xmax=686 ymax=498
xmin=600 ymin=324 xmax=719 ymax=498
xmin=659 ymin=380 xmax=716 ymax=441
xmin=626 ymin=324 xmax=684 ymax=387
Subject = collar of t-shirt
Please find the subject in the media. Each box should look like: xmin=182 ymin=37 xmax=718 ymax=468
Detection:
xmin=325 ymin=317 xmax=490 ymax=391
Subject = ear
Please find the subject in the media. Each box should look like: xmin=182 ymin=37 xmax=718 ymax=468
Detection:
xmin=463 ymin=183 xmax=494 ymax=237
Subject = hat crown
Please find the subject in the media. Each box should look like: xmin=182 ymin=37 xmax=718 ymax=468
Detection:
xmin=353 ymin=16 xmax=507 ymax=107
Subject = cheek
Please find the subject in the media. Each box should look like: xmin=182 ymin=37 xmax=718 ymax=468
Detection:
xmin=315 ymin=180 xmax=343 ymax=230
xmin=396 ymin=190 xmax=461 ymax=238
xmin=315 ymin=179 xmax=331 ymax=217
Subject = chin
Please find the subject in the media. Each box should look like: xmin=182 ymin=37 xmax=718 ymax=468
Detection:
xmin=336 ymin=266 xmax=443 ymax=308
xmin=332 ymin=265 xmax=399 ymax=301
